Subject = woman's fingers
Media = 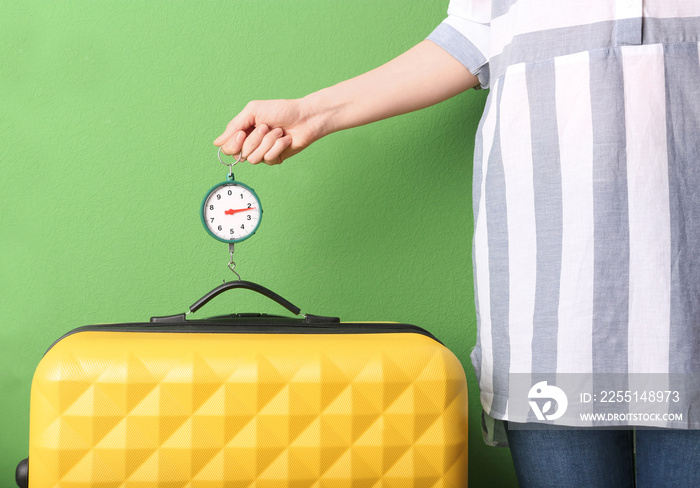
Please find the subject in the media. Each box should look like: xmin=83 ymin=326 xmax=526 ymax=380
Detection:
xmin=246 ymin=127 xmax=284 ymax=164
xmin=219 ymin=125 xmax=291 ymax=165
xmin=219 ymin=131 xmax=246 ymax=158
xmin=214 ymin=102 xmax=258 ymax=147
xmin=220 ymin=124 xmax=270 ymax=160
xmin=213 ymin=130 xmax=232 ymax=147
xmin=215 ymin=99 xmax=309 ymax=164
xmin=263 ymin=135 xmax=293 ymax=165
xmin=238 ymin=124 xmax=271 ymax=160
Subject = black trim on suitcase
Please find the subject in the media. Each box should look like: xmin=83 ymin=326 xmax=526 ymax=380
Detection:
xmin=44 ymin=320 xmax=443 ymax=355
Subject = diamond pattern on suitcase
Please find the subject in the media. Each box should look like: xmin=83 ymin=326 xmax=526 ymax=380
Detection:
xmin=29 ymin=330 xmax=468 ymax=487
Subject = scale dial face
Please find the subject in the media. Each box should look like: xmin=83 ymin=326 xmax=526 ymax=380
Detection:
xmin=201 ymin=182 xmax=262 ymax=243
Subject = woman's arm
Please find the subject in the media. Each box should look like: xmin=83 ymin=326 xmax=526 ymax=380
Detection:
xmin=215 ymin=39 xmax=478 ymax=165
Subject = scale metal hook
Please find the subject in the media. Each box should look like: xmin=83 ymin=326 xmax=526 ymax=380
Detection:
xmin=226 ymin=242 xmax=241 ymax=281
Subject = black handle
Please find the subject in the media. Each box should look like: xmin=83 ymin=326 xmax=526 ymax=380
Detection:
xmin=189 ymin=280 xmax=302 ymax=316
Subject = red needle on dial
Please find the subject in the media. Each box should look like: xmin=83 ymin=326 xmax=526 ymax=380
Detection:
xmin=225 ymin=207 xmax=256 ymax=215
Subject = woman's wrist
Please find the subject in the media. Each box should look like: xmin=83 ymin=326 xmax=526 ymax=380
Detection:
xmin=299 ymin=88 xmax=346 ymax=139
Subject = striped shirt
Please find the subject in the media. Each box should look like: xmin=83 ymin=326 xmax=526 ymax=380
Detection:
xmin=428 ymin=0 xmax=700 ymax=437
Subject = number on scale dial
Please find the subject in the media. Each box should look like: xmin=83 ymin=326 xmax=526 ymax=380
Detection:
xmin=201 ymin=182 xmax=262 ymax=243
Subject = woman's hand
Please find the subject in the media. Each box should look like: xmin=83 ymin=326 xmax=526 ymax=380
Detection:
xmin=214 ymin=98 xmax=326 ymax=165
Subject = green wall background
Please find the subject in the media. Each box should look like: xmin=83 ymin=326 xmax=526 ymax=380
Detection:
xmin=0 ymin=1 xmax=518 ymax=485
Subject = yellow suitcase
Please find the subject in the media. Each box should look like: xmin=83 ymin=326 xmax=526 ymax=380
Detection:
xmin=17 ymin=282 xmax=468 ymax=487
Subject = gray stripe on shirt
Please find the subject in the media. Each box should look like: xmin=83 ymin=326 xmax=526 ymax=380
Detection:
xmin=470 ymin=93 xmax=494 ymax=386
xmin=427 ymin=23 xmax=490 ymax=88
xmin=526 ymin=60 xmax=563 ymax=376
xmin=645 ymin=17 xmax=700 ymax=46
xmin=491 ymin=0 xmax=518 ymax=20
xmin=490 ymin=19 xmax=641 ymax=84
xmin=486 ymin=78 xmax=510 ymax=417
xmin=589 ymin=48 xmax=630 ymax=377
xmin=664 ymin=42 xmax=700 ymax=374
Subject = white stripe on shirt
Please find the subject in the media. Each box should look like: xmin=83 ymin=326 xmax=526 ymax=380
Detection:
xmin=622 ymin=44 xmax=671 ymax=375
xmin=500 ymin=64 xmax=536 ymax=375
xmin=645 ymin=0 xmax=700 ymax=18
xmin=554 ymin=51 xmax=594 ymax=376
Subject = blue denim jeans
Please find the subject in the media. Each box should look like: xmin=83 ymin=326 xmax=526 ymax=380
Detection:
xmin=505 ymin=425 xmax=700 ymax=487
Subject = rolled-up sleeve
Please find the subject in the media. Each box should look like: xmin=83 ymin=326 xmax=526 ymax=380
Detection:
xmin=427 ymin=0 xmax=491 ymax=88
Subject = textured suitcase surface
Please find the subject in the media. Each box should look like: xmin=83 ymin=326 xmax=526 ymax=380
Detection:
xmin=26 ymin=319 xmax=468 ymax=487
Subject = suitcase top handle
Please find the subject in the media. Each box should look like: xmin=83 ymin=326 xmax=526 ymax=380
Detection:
xmin=189 ymin=280 xmax=302 ymax=316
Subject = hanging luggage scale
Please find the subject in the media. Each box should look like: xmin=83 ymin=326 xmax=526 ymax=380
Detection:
xmin=200 ymin=147 xmax=263 ymax=279
xmin=201 ymin=147 xmax=262 ymax=243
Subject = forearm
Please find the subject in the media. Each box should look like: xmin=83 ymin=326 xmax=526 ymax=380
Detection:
xmin=215 ymin=40 xmax=479 ymax=164
xmin=302 ymin=39 xmax=479 ymax=137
